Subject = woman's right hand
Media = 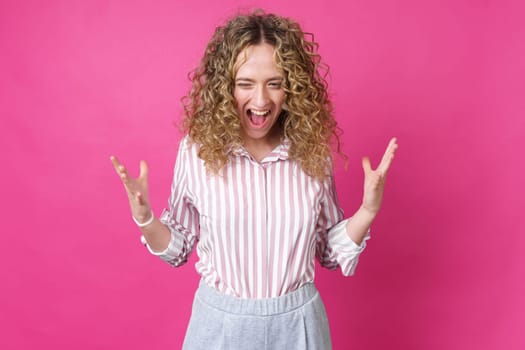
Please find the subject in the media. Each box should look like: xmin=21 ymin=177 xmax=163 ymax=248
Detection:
xmin=110 ymin=156 xmax=152 ymax=224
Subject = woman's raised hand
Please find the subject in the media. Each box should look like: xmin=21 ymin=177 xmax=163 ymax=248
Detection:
xmin=361 ymin=138 xmax=398 ymax=215
xmin=110 ymin=156 xmax=152 ymax=223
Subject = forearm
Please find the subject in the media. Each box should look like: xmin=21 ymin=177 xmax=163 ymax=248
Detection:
xmin=136 ymin=213 xmax=171 ymax=252
xmin=345 ymin=205 xmax=377 ymax=245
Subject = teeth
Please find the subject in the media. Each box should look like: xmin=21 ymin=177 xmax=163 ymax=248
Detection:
xmin=251 ymin=109 xmax=270 ymax=116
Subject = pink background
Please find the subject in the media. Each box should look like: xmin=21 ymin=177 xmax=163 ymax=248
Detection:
xmin=1 ymin=0 xmax=524 ymax=349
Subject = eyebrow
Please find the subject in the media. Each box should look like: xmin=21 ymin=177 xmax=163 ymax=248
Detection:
xmin=235 ymin=77 xmax=283 ymax=82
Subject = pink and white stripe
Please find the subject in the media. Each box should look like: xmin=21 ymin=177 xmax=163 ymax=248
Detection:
xmin=143 ymin=136 xmax=369 ymax=299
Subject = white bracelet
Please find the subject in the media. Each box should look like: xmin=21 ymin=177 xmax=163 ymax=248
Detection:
xmin=132 ymin=211 xmax=155 ymax=228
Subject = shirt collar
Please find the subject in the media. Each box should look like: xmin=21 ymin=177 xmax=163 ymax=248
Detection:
xmin=230 ymin=139 xmax=291 ymax=163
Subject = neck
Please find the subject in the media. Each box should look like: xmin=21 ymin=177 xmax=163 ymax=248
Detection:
xmin=242 ymin=129 xmax=282 ymax=162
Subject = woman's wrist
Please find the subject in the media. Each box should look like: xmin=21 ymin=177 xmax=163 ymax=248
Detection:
xmin=132 ymin=210 xmax=154 ymax=228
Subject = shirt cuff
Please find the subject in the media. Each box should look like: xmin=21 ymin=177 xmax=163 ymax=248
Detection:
xmin=328 ymin=218 xmax=371 ymax=275
xmin=329 ymin=218 xmax=370 ymax=249
xmin=139 ymin=208 xmax=184 ymax=262
xmin=140 ymin=234 xmax=175 ymax=257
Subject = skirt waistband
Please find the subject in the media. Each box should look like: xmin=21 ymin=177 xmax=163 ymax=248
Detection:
xmin=195 ymin=280 xmax=319 ymax=317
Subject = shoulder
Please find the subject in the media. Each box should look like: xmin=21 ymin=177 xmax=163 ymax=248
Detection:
xmin=177 ymin=134 xmax=201 ymax=154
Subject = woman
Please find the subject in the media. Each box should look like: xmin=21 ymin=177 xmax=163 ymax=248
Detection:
xmin=111 ymin=11 xmax=397 ymax=350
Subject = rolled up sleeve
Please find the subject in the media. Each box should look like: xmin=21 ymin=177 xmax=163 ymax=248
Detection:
xmin=141 ymin=136 xmax=199 ymax=267
xmin=315 ymin=175 xmax=370 ymax=276
xmin=324 ymin=219 xmax=370 ymax=276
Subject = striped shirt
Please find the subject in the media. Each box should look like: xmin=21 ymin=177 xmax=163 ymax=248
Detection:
xmin=142 ymin=136 xmax=369 ymax=299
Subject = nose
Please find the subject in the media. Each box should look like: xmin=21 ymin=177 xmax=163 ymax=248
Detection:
xmin=253 ymin=85 xmax=270 ymax=107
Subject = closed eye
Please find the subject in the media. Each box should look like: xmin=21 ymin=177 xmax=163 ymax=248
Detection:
xmin=236 ymin=82 xmax=254 ymax=88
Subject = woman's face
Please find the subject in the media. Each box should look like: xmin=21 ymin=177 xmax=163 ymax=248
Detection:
xmin=233 ymin=43 xmax=286 ymax=150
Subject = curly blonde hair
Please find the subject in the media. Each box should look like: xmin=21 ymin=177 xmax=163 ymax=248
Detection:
xmin=182 ymin=10 xmax=342 ymax=180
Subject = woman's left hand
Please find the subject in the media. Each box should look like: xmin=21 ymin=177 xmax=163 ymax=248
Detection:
xmin=361 ymin=137 xmax=398 ymax=215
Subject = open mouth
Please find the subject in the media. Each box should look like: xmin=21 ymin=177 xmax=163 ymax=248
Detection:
xmin=247 ymin=109 xmax=271 ymax=127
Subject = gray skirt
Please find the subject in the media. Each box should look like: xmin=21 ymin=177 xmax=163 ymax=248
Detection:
xmin=182 ymin=280 xmax=332 ymax=350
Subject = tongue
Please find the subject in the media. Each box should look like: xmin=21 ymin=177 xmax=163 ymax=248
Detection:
xmin=251 ymin=114 xmax=266 ymax=126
